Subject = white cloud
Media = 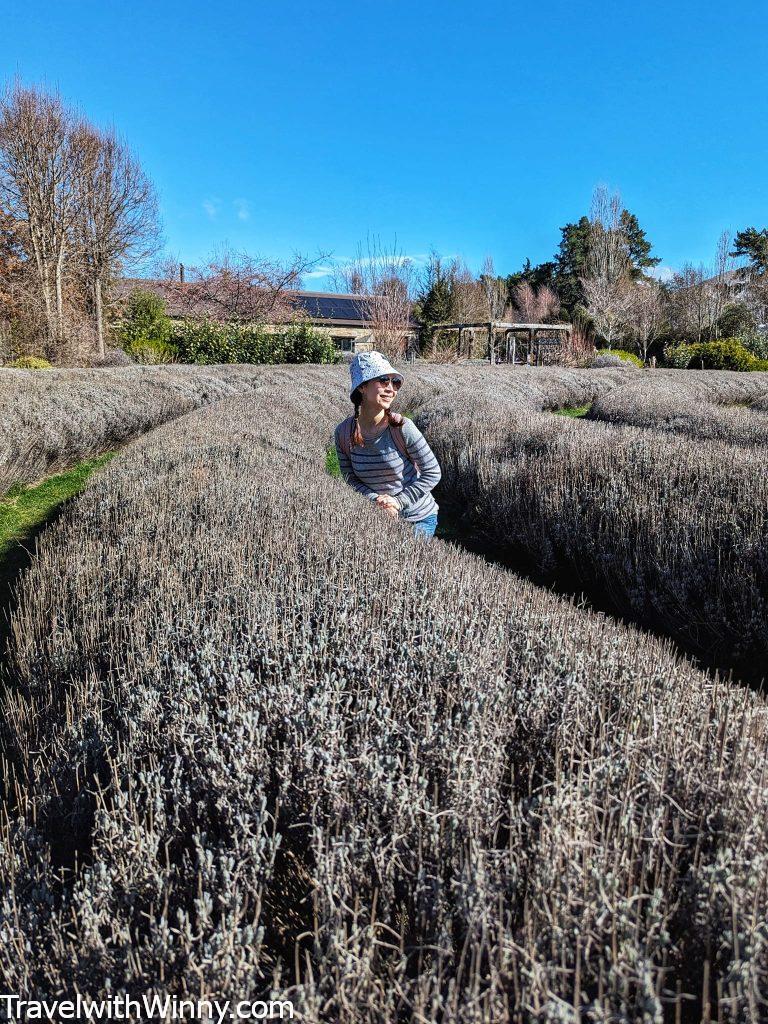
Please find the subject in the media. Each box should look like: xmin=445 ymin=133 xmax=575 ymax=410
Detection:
xmin=647 ymin=265 xmax=676 ymax=282
xmin=234 ymin=198 xmax=251 ymax=222
xmin=202 ymin=197 xmax=222 ymax=220
xmin=304 ymin=265 xmax=336 ymax=280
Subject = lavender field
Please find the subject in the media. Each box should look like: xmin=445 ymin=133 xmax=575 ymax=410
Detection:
xmin=1 ymin=364 xmax=767 ymax=1022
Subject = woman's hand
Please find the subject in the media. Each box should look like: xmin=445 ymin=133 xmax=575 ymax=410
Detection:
xmin=376 ymin=494 xmax=401 ymax=511
xmin=375 ymin=494 xmax=401 ymax=519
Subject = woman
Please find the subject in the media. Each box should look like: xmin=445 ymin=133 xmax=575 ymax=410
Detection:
xmin=334 ymin=351 xmax=442 ymax=539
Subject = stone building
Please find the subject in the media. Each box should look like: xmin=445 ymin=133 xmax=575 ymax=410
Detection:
xmin=116 ymin=279 xmax=417 ymax=355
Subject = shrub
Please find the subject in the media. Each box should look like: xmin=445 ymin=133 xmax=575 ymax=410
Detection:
xmin=7 ymin=355 xmax=53 ymax=369
xmin=663 ymin=343 xmax=694 ymax=368
xmin=0 ymin=364 xmax=278 ymax=496
xmin=591 ymin=353 xmax=626 ymax=368
xmin=169 ymin=317 xmax=340 ymax=365
xmin=416 ymin=388 xmax=768 ymax=678
xmin=739 ymin=328 xmax=768 ymax=361
xmin=590 ymin=374 xmax=768 ymax=447
xmin=117 ymin=289 xmax=173 ymax=350
xmin=280 ymin=320 xmax=339 ymax=364
xmin=97 ymin=347 xmax=136 ymax=367
xmin=717 ymin=302 xmax=755 ymax=338
xmin=666 ymin=338 xmax=764 ymax=371
xmin=592 ymin=348 xmax=643 ymax=368
xmin=126 ymin=338 xmax=175 ymax=365
xmin=698 ymin=338 xmax=758 ymax=370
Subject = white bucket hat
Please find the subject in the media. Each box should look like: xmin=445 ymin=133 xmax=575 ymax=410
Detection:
xmin=349 ymin=351 xmax=403 ymax=399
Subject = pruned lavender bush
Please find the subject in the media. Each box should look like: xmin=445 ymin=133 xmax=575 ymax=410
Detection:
xmin=398 ymin=363 xmax=633 ymax=413
xmin=650 ymin=368 xmax=768 ymax=403
xmin=591 ymin=353 xmax=633 ymax=368
xmin=0 ymin=363 xmax=287 ymax=495
xmin=589 ymin=372 xmax=768 ymax=446
xmin=1 ymin=368 xmax=768 ymax=1021
xmin=412 ymin=391 xmax=768 ymax=680
xmin=0 ymin=363 xmax=634 ymax=497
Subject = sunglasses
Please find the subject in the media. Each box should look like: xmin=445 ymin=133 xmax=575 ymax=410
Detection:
xmin=375 ymin=375 xmax=403 ymax=390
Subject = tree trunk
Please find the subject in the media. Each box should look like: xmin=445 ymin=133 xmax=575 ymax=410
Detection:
xmin=40 ymin=263 xmax=56 ymax=343
xmin=28 ymin=231 xmax=57 ymax=345
xmin=94 ymin=274 xmax=105 ymax=360
xmin=54 ymin=250 xmax=65 ymax=342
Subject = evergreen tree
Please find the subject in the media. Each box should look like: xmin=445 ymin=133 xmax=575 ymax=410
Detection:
xmin=553 ymin=216 xmax=592 ymax=315
xmin=554 ymin=210 xmax=659 ymax=316
xmin=730 ymin=227 xmax=768 ymax=274
xmin=414 ymin=253 xmax=454 ymax=327
xmin=619 ymin=210 xmax=661 ymax=278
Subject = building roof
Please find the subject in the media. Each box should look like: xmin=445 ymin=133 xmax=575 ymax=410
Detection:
xmin=115 ymin=279 xmax=377 ymax=326
xmin=291 ymin=291 xmax=369 ymax=324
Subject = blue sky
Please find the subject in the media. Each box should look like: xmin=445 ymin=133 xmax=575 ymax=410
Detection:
xmin=4 ymin=1 xmax=768 ymax=288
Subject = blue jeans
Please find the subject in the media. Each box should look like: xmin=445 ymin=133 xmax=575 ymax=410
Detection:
xmin=409 ymin=513 xmax=438 ymax=539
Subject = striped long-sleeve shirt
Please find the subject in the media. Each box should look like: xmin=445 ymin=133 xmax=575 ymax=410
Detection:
xmin=333 ymin=417 xmax=442 ymax=523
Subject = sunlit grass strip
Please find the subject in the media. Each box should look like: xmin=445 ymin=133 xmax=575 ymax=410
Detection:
xmin=325 ymin=445 xmax=340 ymax=477
xmin=0 ymin=452 xmax=118 ymax=562
xmin=552 ymin=403 xmax=591 ymax=418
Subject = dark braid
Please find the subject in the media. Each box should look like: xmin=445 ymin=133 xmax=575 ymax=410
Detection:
xmin=351 ymin=388 xmax=364 ymax=447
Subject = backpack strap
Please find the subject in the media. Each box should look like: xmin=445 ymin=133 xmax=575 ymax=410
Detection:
xmin=338 ymin=415 xmax=353 ymax=459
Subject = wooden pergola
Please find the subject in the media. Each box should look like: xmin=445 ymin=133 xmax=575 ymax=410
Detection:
xmin=431 ymin=321 xmax=572 ymax=365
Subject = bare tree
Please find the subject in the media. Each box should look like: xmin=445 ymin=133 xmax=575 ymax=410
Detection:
xmin=710 ymin=230 xmax=735 ymax=338
xmin=0 ymin=206 xmax=25 ymax=315
xmin=73 ymin=126 xmax=161 ymax=358
xmin=586 ymin=184 xmax=631 ymax=283
xmin=667 ymin=263 xmax=720 ymax=343
xmin=510 ymin=281 xmax=561 ymax=323
xmin=448 ymin=258 xmax=486 ymax=322
xmin=742 ymin=273 xmax=768 ymax=331
xmin=346 ymin=268 xmax=364 ymax=294
xmin=510 ymin=280 xmax=538 ymax=322
xmin=581 ymin=185 xmax=634 ymax=348
xmin=664 ymin=235 xmax=738 ymax=344
xmin=582 ymin=273 xmax=633 ymax=349
xmin=479 ymin=255 xmax=508 ymax=320
xmin=0 ymin=83 xmax=85 ymax=345
xmin=168 ymin=246 xmax=328 ymax=325
xmin=626 ymin=279 xmax=664 ymax=363
xmin=334 ymin=237 xmax=416 ymax=360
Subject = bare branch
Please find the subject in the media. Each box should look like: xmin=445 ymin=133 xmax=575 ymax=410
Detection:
xmin=72 ymin=124 xmax=161 ymax=357
xmin=334 ymin=236 xmax=416 ymax=360
xmin=0 ymin=82 xmax=84 ymax=344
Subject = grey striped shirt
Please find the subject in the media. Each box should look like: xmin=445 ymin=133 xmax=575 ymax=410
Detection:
xmin=334 ymin=417 xmax=441 ymax=523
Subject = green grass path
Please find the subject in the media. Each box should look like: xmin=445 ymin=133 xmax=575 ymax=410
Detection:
xmin=552 ymin=403 xmax=592 ymax=418
xmin=0 ymin=452 xmax=118 ymax=562
xmin=1 ymin=452 xmax=119 ymax=658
